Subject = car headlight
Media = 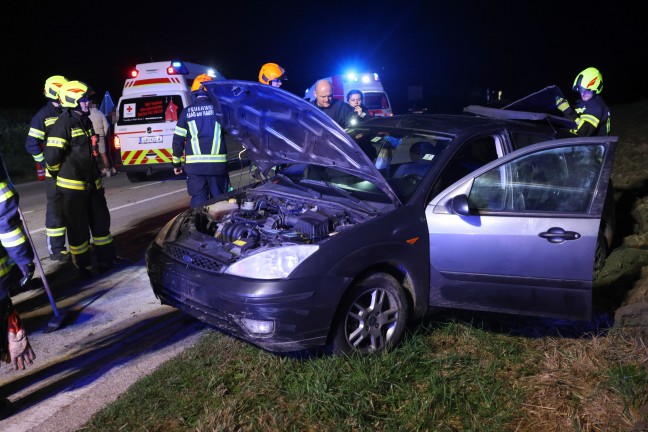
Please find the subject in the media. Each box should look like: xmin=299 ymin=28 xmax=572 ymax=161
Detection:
xmin=153 ymin=214 xmax=182 ymax=247
xmin=224 ymin=245 xmax=319 ymax=279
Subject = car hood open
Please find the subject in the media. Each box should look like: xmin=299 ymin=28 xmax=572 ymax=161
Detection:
xmin=203 ymin=80 xmax=401 ymax=205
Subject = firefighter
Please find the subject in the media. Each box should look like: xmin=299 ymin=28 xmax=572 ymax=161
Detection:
xmin=44 ymin=80 xmax=117 ymax=275
xmin=172 ymin=74 xmax=229 ymax=208
xmin=555 ymin=67 xmax=611 ymax=136
xmin=0 ymin=151 xmax=37 ymax=417
xmin=258 ymin=63 xmax=287 ymax=87
xmin=24 ymin=75 xmax=71 ymax=262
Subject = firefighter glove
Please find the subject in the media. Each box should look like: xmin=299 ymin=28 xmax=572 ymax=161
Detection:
xmin=2 ymin=310 xmax=35 ymax=370
xmin=555 ymin=96 xmax=570 ymax=112
xmin=19 ymin=262 xmax=35 ymax=288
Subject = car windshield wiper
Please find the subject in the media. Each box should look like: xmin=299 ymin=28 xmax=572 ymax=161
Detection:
xmin=274 ymin=173 xmax=322 ymax=198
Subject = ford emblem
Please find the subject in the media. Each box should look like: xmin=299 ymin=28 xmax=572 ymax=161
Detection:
xmin=182 ymin=254 xmax=193 ymax=263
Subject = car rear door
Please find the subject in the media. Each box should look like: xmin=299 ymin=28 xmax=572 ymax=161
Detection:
xmin=425 ymin=136 xmax=617 ymax=320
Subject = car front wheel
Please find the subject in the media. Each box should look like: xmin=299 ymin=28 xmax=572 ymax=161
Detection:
xmin=331 ymin=273 xmax=409 ymax=355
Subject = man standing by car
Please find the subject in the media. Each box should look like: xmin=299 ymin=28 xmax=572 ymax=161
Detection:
xmin=312 ymin=79 xmax=355 ymax=129
xmin=172 ymin=74 xmax=229 ymax=208
xmin=24 ymin=75 xmax=71 ymax=262
xmin=555 ymin=67 xmax=611 ymax=136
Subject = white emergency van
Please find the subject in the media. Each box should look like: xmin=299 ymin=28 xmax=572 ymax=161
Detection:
xmin=304 ymin=72 xmax=393 ymax=117
xmin=113 ymin=60 xmax=225 ymax=182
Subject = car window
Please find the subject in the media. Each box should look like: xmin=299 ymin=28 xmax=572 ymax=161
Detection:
xmin=432 ymin=136 xmax=500 ymax=197
xmin=469 ymin=145 xmax=606 ymax=213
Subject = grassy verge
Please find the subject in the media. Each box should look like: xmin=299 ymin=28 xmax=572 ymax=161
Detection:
xmin=84 ymin=315 xmax=647 ymax=431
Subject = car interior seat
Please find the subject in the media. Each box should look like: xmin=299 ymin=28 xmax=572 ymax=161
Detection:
xmin=393 ymin=141 xmax=437 ymax=179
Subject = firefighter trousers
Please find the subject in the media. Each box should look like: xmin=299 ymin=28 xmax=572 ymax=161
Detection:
xmin=186 ymin=174 xmax=230 ymax=208
xmin=45 ymin=176 xmax=66 ymax=255
xmin=61 ymin=187 xmax=115 ymax=269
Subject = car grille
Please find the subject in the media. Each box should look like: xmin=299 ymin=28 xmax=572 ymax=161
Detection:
xmin=164 ymin=244 xmax=224 ymax=273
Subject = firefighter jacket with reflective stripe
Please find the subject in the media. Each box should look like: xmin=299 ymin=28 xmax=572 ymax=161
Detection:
xmin=172 ymin=95 xmax=228 ymax=176
xmin=44 ymin=110 xmax=104 ymax=192
xmin=563 ymin=95 xmax=611 ymax=137
xmin=25 ymin=100 xmax=62 ymax=165
xmin=0 ymin=153 xmax=34 ymax=300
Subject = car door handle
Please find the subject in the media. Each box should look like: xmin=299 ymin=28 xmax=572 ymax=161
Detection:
xmin=539 ymin=227 xmax=581 ymax=243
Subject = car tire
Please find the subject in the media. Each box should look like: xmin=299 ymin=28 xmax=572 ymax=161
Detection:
xmin=331 ymin=273 xmax=409 ymax=355
xmin=126 ymin=172 xmax=147 ymax=183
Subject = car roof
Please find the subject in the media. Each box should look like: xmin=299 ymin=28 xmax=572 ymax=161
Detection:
xmin=357 ymin=112 xmax=571 ymax=139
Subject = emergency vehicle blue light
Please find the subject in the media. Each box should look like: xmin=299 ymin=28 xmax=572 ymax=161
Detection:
xmin=361 ymin=74 xmax=371 ymax=84
xmin=207 ymin=68 xmax=216 ymax=77
xmin=168 ymin=61 xmax=189 ymax=75
xmin=345 ymin=72 xmax=358 ymax=82
xmin=374 ymin=73 xmax=380 ymax=81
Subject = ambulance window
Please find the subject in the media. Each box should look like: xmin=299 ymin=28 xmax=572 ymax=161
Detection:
xmin=116 ymin=95 xmax=185 ymax=126
xmin=364 ymin=93 xmax=390 ymax=110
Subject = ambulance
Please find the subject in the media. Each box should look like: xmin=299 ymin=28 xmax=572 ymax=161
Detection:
xmin=113 ymin=60 xmax=225 ymax=182
xmin=303 ymin=72 xmax=393 ymax=117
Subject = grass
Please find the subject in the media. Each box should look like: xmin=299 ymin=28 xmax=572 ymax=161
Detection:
xmin=83 ymin=317 xmax=647 ymax=431
xmin=4 ymin=102 xmax=648 ymax=430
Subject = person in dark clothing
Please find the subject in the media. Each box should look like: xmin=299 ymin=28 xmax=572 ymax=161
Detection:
xmin=24 ymin=75 xmax=71 ymax=262
xmin=312 ymin=79 xmax=355 ymax=129
xmin=555 ymin=67 xmax=611 ymax=136
xmin=45 ymin=80 xmax=117 ymax=275
xmin=172 ymin=74 xmax=229 ymax=208
xmin=346 ymin=89 xmax=371 ymax=125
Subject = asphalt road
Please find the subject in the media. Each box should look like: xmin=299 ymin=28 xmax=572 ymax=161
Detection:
xmin=0 ymin=168 xmax=252 ymax=431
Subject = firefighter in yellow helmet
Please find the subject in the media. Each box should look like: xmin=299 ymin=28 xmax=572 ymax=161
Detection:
xmin=555 ymin=67 xmax=611 ymax=136
xmin=24 ymin=75 xmax=71 ymax=262
xmin=258 ymin=63 xmax=287 ymax=87
xmin=172 ymin=74 xmax=230 ymax=208
xmin=44 ymin=80 xmax=118 ymax=276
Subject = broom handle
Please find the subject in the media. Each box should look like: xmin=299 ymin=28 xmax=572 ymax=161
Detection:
xmin=18 ymin=208 xmax=60 ymax=317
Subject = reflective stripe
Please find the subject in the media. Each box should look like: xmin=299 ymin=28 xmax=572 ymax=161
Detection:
xmin=47 ymin=137 xmax=67 ymax=148
xmin=0 ymin=226 xmax=27 ymax=248
xmin=174 ymin=126 xmax=187 ymax=138
xmin=28 ymin=128 xmax=46 ymax=140
xmin=580 ymin=113 xmax=600 ymax=128
xmin=69 ymin=240 xmax=90 ymax=255
xmin=185 ymin=154 xmax=226 ymax=163
xmin=0 ymin=255 xmax=14 ymax=278
xmin=57 ymin=176 xmax=86 ymax=191
xmin=46 ymin=227 xmax=66 ymax=237
xmin=93 ymin=234 xmax=113 ymax=246
xmin=44 ymin=117 xmax=58 ymax=127
xmin=172 ymin=155 xmax=182 ymax=164
xmin=71 ymin=127 xmax=86 ymax=138
xmin=0 ymin=180 xmax=15 ymax=203
xmin=32 ymin=153 xmax=45 ymax=163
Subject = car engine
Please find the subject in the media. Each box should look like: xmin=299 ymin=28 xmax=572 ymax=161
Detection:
xmin=196 ymin=193 xmax=368 ymax=253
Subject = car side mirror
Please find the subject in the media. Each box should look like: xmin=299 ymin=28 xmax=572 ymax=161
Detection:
xmin=448 ymin=194 xmax=471 ymax=216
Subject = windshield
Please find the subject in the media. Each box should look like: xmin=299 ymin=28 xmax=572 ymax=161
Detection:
xmin=278 ymin=127 xmax=451 ymax=204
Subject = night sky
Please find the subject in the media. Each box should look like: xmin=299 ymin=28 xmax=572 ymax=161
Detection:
xmin=3 ymin=0 xmax=646 ymax=113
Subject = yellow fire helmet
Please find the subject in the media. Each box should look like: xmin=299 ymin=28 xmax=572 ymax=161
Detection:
xmin=58 ymin=80 xmax=89 ymax=108
xmin=258 ymin=63 xmax=286 ymax=85
xmin=191 ymin=74 xmax=213 ymax=92
xmin=573 ymin=67 xmax=603 ymax=94
xmin=44 ymin=75 xmax=69 ymax=100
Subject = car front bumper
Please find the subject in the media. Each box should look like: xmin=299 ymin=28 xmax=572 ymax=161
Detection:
xmin=146 ymin=242 xmax=350 ymax=352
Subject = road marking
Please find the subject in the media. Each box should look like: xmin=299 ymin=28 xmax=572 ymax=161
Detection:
xmin=28 ymin=188 xmax=187 ymax=234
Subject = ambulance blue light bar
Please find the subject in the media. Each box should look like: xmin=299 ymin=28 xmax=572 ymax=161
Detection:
xmin=167 ymin=61 xmax=190 ymax=75
xmin=344 ymin=71 xmax=380 ymax=82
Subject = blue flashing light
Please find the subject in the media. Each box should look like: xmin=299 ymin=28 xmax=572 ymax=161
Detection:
xmin=167 ymin=61 xmax=189 ymax=75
